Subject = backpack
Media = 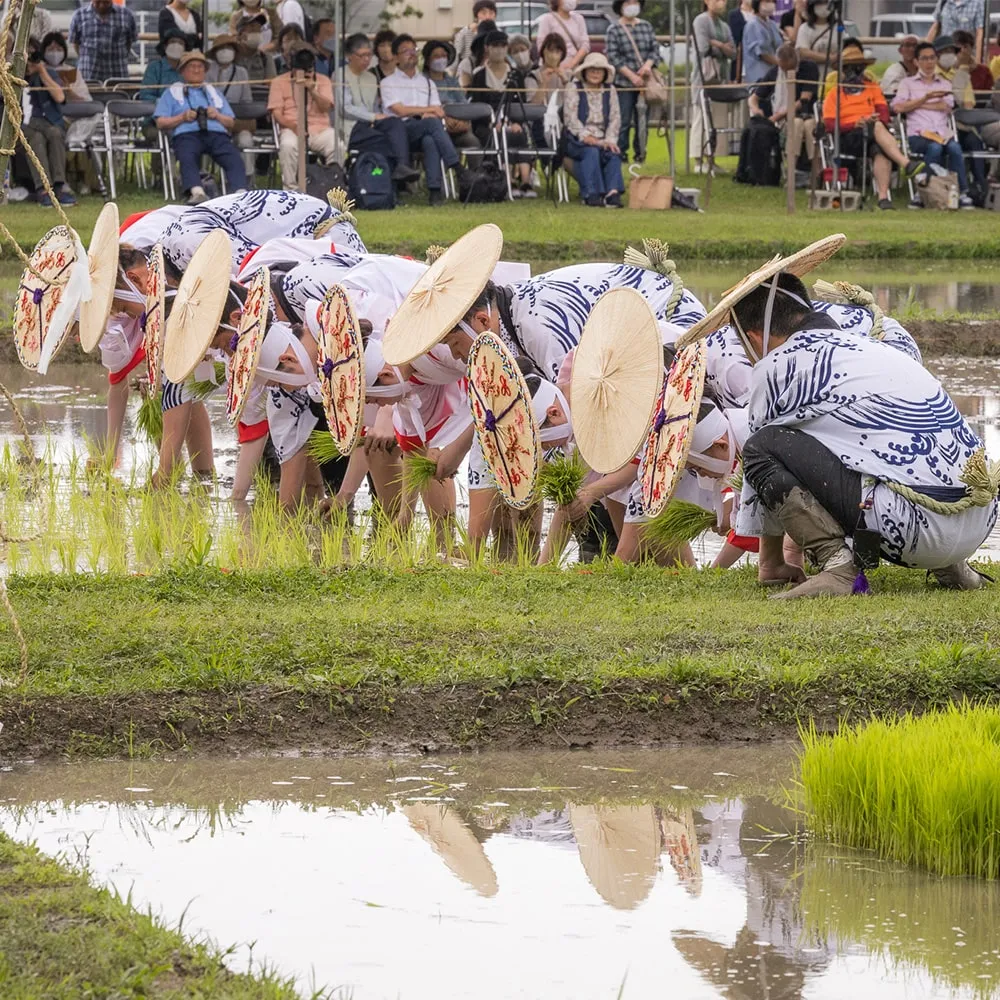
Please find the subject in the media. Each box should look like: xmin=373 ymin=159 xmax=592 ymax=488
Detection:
xmin=348 ymin=152 xmax=396 ymax=210
xmin=734 ymin=117 xmax=782 ymax=187
xmin=305 ymin=161 xmax=348 ymax=202
xmin=459 ymin=162 xmax=509 ymax=203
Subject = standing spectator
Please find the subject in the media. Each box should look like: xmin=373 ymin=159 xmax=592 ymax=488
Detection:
xmin=936 ymin=33 xmax=988 ymax=196
xmin=563 ymin=52 xmax=623 ymax=206
xmin=691 ymin=0 xmax=735 ymax=173
xmin=235 ymin=14 xmax=277 ymax=80
xmin=268 ymin=42 xmax=338 ymax=191
xmin=340 ymin=32 xmax=420 ymax=180
xmin=458 ymin=20 xmax=497 ymax=87
xmin=880 ymin=35 xmax=919 ymax=99
xmin=748 ymin=44 xmax=817 ymax=169
xmin=228 ymin=0 xmax=280 ymax=49
xmin=795 ymin=0 xmax=834 ymax=71
xmin=526 ymin=33 xmax=570 ymax=104
xmin=312 ymin=19 xmax=336 ymax=75
xmin=380 ymin=34 xmax=463 ymax=205
xmin=274 ymin=0 xmax=307 ymax=36
xmin=779 ymin=0 xmax=805 ymax=43
xmin=605 ymin=0 xmax=659 ymax=162
xmin=276 ymin=23 xmax=306 ymax=73
xmin=373 ymin=29 xmax=398 ymax=82
xmin=158 ymin=0 xmax=202 ymax=55
xmin=11 ymin=0 xmax=53 ymax=48
xmin=953 ymin=29 xmax=994 ymax=96
xmin=929 ymin=0 xmax=985 ymax=62
xmin=536 ymin=0 xmax=590 ymax=72
xmin=728 ymin=0 xmax=754 ymax=80
xmin=741 ymin=0 xmax=782 ymax=83
xmin=207 ymin=34 xmax=255 ymax=171
xmin=422 ymin=39 xmax=483 ymax=155
xmin=68 ymin=0 xmax=137 ymax=83
xmin=892 ymin=41 xmax=973 ymax=208
xmin=454 ymin=0 xmax=497 ymax=73
xmin=155 ymin=50 xmax=247 ymax=203
xmin=22 ymin=47 xmax=76 ymax=205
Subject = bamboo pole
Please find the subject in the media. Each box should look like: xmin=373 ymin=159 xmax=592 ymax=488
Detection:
xmin=295 ymin=76 xmax=307 ymax=193
xmin=785 ymin=74 xmax=796 ymax=214
xmin=0 ymin=0 xmax=38 ymax=199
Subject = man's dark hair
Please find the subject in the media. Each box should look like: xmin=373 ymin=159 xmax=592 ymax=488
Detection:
xmin=313 ymin=17 xmax=334 ymax=31
xmin=473 ymin=0 xmax=498 ymax=15
xmin=462 ymin=280 xmax=498 ymax=322
xmin=277 ymin=23 xmax=304 ymax=47
xmin=915 ymin=41 xmax=936 ymax=58
xmin=952 ymin=29 xmax=975 ymax=49
xmin=732 ymin=273 xmax=812 ymax=339
xmin=391 ymin=33 xmax=416 ymax=55
xmin=373 ymin=28 xmax=397 ymax=51
xmin=39 ymin=31 xmax=68 ymax=57
xmin=345 ymin=32 xmax=371 ymax=55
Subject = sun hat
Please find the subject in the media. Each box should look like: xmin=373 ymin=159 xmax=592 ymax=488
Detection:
xmin=839 ymin=45 xmax=876 ymax=65
xmin=208 ymin=33 xmax=241 ymax=57
xmin=76 ymin=201 xmax=120 ymax=359
xmin=402 ymin=804 xmax=498 ymax=897
xmin=315 ymin=284 xmax=365 ymax=454
xmin=382 ymin=223 xmax=503 ymax=366
xmin=575 ymin=51 xmax=614 ymax=81
xmin=226 ymin=265 xmax=270 ymax=426
xmin=674 ymin=234 xmax=846 ymax=349
xmin=640 ymin=341 xmax=707 ymax=518
xmin=467 ymin=332 xmax=541 ymax=509
xmin=162 ymin=230 xmax=233 ymax=384
xmin=933 ymin=33 xmax=958 ymax=52
xmin=421 ymin=37 xmax=457 ymax=66
xmin=571 ymin=288 xmax=663 ymax=474
xmin=14 ymin=225 xmax=89 ymax=372
xmin=178 ymin=50 xmax=210 ymax=71
xmin=144 ymin=244 xmax=167 ymax=394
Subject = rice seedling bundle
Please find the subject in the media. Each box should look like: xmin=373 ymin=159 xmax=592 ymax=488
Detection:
xmin=537 ymin=450 xmax=588 ymax=507
xmin=136 ymin=391 xmax=163 ymax=445
xmin=798 ymin=703 xmax=1000 ymax=879
xmin=188 ymin=362 xmax=229 ymax=400
xmin=644 ymin=501 xmax=717 ymax=551
xmin=401 ymin=454 xmax=439 ymax=494
xmin=306 ymin=430 xmax=342 ymax=465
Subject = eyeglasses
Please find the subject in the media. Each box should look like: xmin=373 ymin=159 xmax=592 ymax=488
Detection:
xmin=352 ymin=49 xmax=372 ymax=59
xmin=397 ymin=47 xmax=417 ymax=56
xmin=917 ymin=53 xmax=938 ymax=61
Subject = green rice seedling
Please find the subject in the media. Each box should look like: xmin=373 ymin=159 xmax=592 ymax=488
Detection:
xmin=796 ymin=702 xmax=1000 ymax=879
xmin=644 ymin=501 xmax=718 ymax=551
xmin=306 ymin=430 xmax=342 ymax=466
xmin=187 ymin=362 xmax=228 ymax=400
xmin=136 ymin=391 xmax=163 ymax=445
xmin=400 ymin=454 xmax=439 ymax=495
xmin=537 ymin=450 xmax=588 ymax=506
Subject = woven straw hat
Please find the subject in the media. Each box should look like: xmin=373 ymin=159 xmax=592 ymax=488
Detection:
xmin=14 ymin=225 xmax=87 ymax=372
xmin=640 ymin=342 xmax=707 ymax=518
xmin=674 ymin=234 xmax=846 ymax=349
xmin=77 ymin=202 xmax=120 ymax=356
xmin=467 ymin=332 xmax=541 ymax=510
xmin=315 ymin=284 xmax=365 ymax=454
xmin=226 ymin=265 xmax=270 ymax=426
xmin=571 ymin=288 xmax=663 ymax=474
xmin=163 ymin=231 xmax=233 ymax=383
xmin=144 ymin=244 xmax=167 ymax=395
xmin=382 ymin=223 xmax=503 ymax=365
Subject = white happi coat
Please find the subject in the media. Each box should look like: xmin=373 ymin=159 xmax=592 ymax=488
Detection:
xmin=118 ymin=205 xmax=187 ymax=250
xmin=281 ymin=249 xmax=370 ymax=321
xmin=237 ymin=236 xmax=352 ymax=282
xmin=736 ymin=323 xmax=997 ymax=567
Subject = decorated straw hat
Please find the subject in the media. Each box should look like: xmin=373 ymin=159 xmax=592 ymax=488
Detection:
xmin=571 ymin=288 xmax=663 ymax=475
xmin=226 ymin=265 xmax=270 ymax=426
xmin=13 ymin=225 xmax=88 ymax=372
xmin=640 ymin=341 xmax=707 ymax=518
xmin=77 ymin=202 xmax=120 ymax=357
xmin=382 ymin=223 xmax=503 ymax=366
xmin=315 ymin=284 xmax=365 ymax=454
xmin=163 ymin=230 xmax=233 ymax=384
xmin=674 ymin=234 xmax=846 ymax=349
xmin=143 ymin=244 xmax=167 ymax=395
xmin=467 ymin=332 xmax=541 ymax=510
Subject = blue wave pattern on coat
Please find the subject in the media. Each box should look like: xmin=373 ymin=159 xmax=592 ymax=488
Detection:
xmin=282 ymin=250 xmax=368 ymax=320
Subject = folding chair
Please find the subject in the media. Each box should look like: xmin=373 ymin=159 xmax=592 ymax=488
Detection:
xmin=503 ymin=101 xmax=566 ymax=203
xmin=103 ymin=97 xmax=171 ymax=200
xmin=442 ymin=101 xmax=498 ymax=199
xmin=63 ymin=101 xmax=109 ymax=197
xmin=230 ymin=100 xmax=279 ymax=188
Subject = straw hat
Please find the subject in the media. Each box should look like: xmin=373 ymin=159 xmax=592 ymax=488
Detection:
xmin=574 ymin=51 xmax=614 ymax=81
xmin=13 ymin=225 xmax=87 ymax=372
xmin=640 ymin=341 xmax=707 ymax=518
xmin=208 ymin=33 xmax=240 ymax=57
xmin=382 ymin=223 xmax=503 ymax=366
xmin=144 ymin=244 xmax=167 ymax=395
xmin=77 ymin=202 xmax=120 ymax=356
xmin=571 ymin=288 xmax=663 ymax=474
xmin=315 ymin=284 xmax=365 ymax=454
xmin=163 ymin=231 xmax=233 ymax=384
xmin=467 ymin=332 xmax=541 ymax=510
xmin=226 ymin=265 xmax=270 ymax=426
xmin=178 ymin=50 xmax=209 ymax=71
xmin=402 ymin=804 xmax=499 ymax=897
xmin=674 ymin=235 xmax=846 ymax=349
xmin=840 ymin=44 xmax=877 ymax=65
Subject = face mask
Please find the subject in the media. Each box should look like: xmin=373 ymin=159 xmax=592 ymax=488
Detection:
xmin=166 ymin=42 xmax=185 ymax=60
xmin=622 ymin=3 xmax=641 ymax=16
xmin=512 ymin=50 xmax=531 ymax=67
xmin=813 ymin=4 xmax=828 ymax=16
xmin=562 ymin=0 xmax=577 ymax=11
xmin=44 ymin=49 xmax=64 ymax=66
xmin=938 ymin=52 xmax=957 ymax=69
xmin=487 ymin=46 xmax=508 ymax=62
xmin=244 ymin=33 xmax=262 ymax=49
xmin=429 ymin=56 xmax=449 ymax=72
xmin=216 ymin=48 xmax=235 ymax=64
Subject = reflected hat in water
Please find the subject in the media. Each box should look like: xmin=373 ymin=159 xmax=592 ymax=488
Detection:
xmin=316 ymin=284 xmax=365 ymax=454
xmin=571 ymin=288 xmax=663 ymax=474
xmin=227 ymin=265 xmax=271 ymax=426
xmin=76 ymin=202 xmax=120 ymax=359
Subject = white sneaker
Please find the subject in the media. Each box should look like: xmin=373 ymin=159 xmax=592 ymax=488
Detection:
xmin=187 ymin=185 xmax=208 ymax=205
xmin=691 ymin=161 xmax=705 ymax=174
xmin=7 ymin=185 xmax=29 ymax=202
xmin=959 ymin=193 xmax=975 ymax=209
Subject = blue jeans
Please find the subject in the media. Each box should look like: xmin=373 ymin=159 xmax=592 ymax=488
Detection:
xmin=349 ymin=117 xmax=411 ymax=170
xmin=616 ymin=85 xmax=639 ymax=158
xmin=565 ymin=135 xmax=624 ymax=200
xmin=403 ymin=117 xmax=459 ymax=191
xmin=958 ymin=129 xmax=986 ymax=190
xmin=906 ymin=133 xmax=968 ymax=192
xmin=171 ymin=129 xmax=246 ymax=194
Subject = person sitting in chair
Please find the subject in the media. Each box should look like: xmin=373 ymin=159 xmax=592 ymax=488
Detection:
xmin=748 ymin=44 xmax=818 ymax=170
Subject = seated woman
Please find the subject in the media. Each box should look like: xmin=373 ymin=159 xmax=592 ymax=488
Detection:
xmin=562 ymin=52 xmax=624 ymax=207
xmin=526 ymin=32 xmax=570 ymax=105
xmin=423 ymin=38 xmax=482 ymax=155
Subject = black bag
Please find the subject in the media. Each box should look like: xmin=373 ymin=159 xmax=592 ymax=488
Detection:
xmin=348 ymin=151 xmax=396 ymax=210
xmin=305 ymin=161 xmax=348 ymax=202
xmin=734 ymin=117 xmax=782 ymax=187
xmin=459 ymin=162 xmax=508 ymax=203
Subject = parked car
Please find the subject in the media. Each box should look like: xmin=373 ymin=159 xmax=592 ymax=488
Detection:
xmin=869 ymin=13 xmax=936 ymax=62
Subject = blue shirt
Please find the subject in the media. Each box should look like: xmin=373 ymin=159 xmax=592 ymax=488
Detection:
xmin=27 ymin=73 xmax=65 ymax=128
xmin=154 ymin=84 xmax=234 ymax=136
xmin=741 ymin=15 xmax=783 ymax=83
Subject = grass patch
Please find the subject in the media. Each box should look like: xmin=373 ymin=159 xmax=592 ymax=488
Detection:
xmin=797 ymin=703 xmax=1000 ymax=879
xmin=0 ymin=833 xmax=307 ymax=999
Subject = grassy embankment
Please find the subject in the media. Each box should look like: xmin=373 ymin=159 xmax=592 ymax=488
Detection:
xmin=1 ymin=564 xmax=998 ymax=759
xmin=0 ymin=834 xmax=306 ymax=999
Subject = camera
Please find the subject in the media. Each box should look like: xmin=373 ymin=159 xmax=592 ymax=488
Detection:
xmin=292 ymin=47 xmax=315 ymax=73
xmin=196 ymin=107 xmax=208 ymax=130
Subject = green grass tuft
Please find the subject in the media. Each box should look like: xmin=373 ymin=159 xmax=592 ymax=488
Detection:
xmin=644 ymin=501 xmax=718 ymax=550
xmin=306 ymin=429 xmax=342 ymax=465
xmin=537 ymin=450 xmax=588 ymax=506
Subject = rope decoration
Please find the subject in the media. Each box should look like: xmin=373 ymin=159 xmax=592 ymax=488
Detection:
xmin=623 ymin=239 xmax=685 ymax=319
xmin=425 ymin=244 xmax=448 ymax=266
xmin=884 ymin=448 xmax=1000 ymax=515
xmin=813 ymin=278 xmax=885 ymax=340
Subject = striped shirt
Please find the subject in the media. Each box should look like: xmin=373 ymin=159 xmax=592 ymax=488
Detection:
xmin=68 ymin=3 xmax=137 ymax=82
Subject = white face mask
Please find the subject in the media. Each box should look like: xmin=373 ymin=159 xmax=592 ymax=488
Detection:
xmin=562 ymin=0 xmax=577 ymax=11
xmin=938 ymin=52 xmax=957 ymax=69
xmin=244 ymin=32 xmax=262 ymax=49
xmin=166 ymin=42 xmax=185 ymax=60
xmin=216 ymin=48 xmax=236 ymax=64
xmin=44 ymin=49 xmax=65 ymax=66
xmin=429 ymin=56 xmax=449 ymax=72
xmin=512 ymin=50 xmax=531 ymax=67
xmin=622 ymin=3 xmax=641 ymax=17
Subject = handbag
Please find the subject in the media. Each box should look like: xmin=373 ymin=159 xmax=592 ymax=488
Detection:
xmin=628 ymin=174 xmax=673 ymax=209
xmin=621 ymin=23 xmax=668 ymax=105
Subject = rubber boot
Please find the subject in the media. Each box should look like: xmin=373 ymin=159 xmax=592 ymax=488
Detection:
xmin=769 ymin=487 xmax=858 ymax=600
xmin=928 ymin=561 xmax=985 ymax=591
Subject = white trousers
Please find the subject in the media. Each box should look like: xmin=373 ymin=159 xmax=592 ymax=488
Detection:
xmin=278 ymin=127 xmax=339 ymax=190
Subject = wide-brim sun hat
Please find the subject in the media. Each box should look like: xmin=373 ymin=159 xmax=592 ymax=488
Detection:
xmin=178 ymin=50 xmax=210 ymax=71
xmin=674 ymin=234 xmax=846 ymax=349
xmin=571 ymin=288 xmax=663 ymax=475
xmin=316 ymin=284 xmax=365 ymax=454
xmin=144 ymin=244 xmax=167 ymax=395
xmin=421 ymin=38 xmax=457 ymax=66
xmin=840 ymin=46 xmax=877 ymax=65
xmin=467 ymin=332 xmax=541 ymax=510
xmin=226 ymin=265 xmax=270 ymax=426
xmin=208 ymin=33 xmax=240 ymax=57
xmin=163 ymin=230 xmax=233 ymax=384
xmin=76 ymin=201 xmax=120 ymax=358
xmin=575 ymin=51 xmax=614 ymax=81
xmin=640 ymin=341 xmax=707 ymax=518
xmin=382 ymin=223 xmax=503 ymax=366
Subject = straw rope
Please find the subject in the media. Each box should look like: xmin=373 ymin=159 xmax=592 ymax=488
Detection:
xmin=425 ymin=244 xmax=447 ymax=265
xmin=812 ymin=278 xmax=885 ymax=340
xmin=883 ymin=449 xmax=1000 ymax=515
xmin=623 ymin=239 xmax=684 ymax=319
xmin=313 ymin=187 xmax=357 ymax=235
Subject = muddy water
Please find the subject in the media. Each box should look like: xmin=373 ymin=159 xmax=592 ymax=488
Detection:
xmin=2 ymin=748 xmax=999 ymax=1000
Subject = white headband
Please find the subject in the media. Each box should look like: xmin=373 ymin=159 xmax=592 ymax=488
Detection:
xmin=532 ymin=379 xmax=573 ymax=445
xmin=256 ymin=323 xmax=314 ymax=388
xmin=364 ymin=337 xmax=384 ymax=388
xmin=303 ymin=297 xmax=323 ymax=341
xmin=113 ymin=269 xmax=146 ymax=305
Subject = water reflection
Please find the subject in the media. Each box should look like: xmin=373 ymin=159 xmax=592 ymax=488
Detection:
xmin=2 ymin=749 xmax=998 ymax=1000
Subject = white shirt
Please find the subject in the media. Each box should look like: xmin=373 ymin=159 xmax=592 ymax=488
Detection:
xmin=380 ymin=69 xmax=441 ymax=116
xmin=275 ymin=0 xmax=305 ymax=31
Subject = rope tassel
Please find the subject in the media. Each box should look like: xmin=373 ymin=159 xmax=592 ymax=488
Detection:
xmin=623 ymin=239 xmax=685 ymax=319
xmin=813 ymin=278 xmax=885 ymax=340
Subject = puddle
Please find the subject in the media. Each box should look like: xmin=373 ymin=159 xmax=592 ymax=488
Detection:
xmin=2 ymin=749 xmax=998 ymax=999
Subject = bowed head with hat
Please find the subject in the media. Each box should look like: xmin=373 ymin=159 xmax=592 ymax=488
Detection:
xmin=575 ymin=51 xmax=614 ymax=82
